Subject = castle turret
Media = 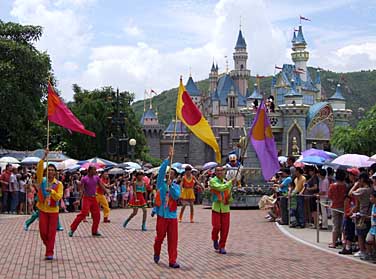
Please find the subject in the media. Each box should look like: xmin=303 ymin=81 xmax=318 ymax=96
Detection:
xmin=247 ymin=83 xmax=263 ymax=108
xmin=209 ymin=61 xmax=218 ymax=94
xmin=284 ymin=79 xmax=303 ymax=105
xmin=230 ymin=29 xmax=250 ymax=96
xmin=291 ymin=25 xmax=309 ymax=82
xmin=328 ymin=84 xmax=346 ymax=110
xmin=185 ymin=75 xmax=201 ymax=107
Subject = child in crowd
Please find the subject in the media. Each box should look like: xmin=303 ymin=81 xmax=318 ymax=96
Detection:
xmin=364 ymin=191 xmax=376 ymax=261
xmin=339 ymin=188 xmax=356 ymax=254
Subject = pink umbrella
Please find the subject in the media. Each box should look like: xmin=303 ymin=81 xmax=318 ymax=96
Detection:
xmin=331 ymin=154 xmax=373 ymax=168
xmin=81 ymin=162 xmax=105 ymax=170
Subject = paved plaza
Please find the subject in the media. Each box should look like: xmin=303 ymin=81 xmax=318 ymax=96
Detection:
xmin=0 ymin=206 xmax=374 ymax=279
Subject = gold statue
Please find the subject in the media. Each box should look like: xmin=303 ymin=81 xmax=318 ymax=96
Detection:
xmin=291 ymin=136 xmax=300 ymax=156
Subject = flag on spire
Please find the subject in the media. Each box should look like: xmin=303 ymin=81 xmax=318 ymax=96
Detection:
xmin=176 ymin=78 xmax=221 ymax=163
xmin=300 ymin=15 xmax=311 ymax=21
xmin=48 ymin=82 xmax=96 ymax=137
xmin=249 ymin=100 xmax=279 ymax=180
xmin=275 ymin=65 xmax=283 ymax=70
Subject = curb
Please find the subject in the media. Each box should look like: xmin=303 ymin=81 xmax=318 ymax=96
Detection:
xmin=275 ymin=222 xmax=376 ymax=267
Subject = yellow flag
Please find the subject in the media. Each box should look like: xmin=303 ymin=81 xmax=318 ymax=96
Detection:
xmin=176 ymin=79 xmax=221 ymax=163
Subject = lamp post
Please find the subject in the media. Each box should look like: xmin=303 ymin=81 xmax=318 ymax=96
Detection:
xmin=129 ymin=138 xmax=136 ymax=161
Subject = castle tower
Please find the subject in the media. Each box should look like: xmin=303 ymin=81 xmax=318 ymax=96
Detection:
xmin=140 ymin=102 xmax=164 ymax=159
xmin=230 ymin=29 xmax=250 ymax=96
xmin=209 ymin=62 xmax=218 ymax=94
xmin=291 ymin=25 xmax=309 ymax=82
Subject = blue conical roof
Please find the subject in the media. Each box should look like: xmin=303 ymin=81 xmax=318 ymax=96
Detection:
xmin=211 ymin=62 xmax=215 ymax=71
xmin=140 ymin=108 xmax=157 ymax=125
xmin=329 ymin=84 xmax=345 ymax=100
xmin=235 ymin=30 xmax=247 ymax=49
xmin=185 ymin=76 xmax=200 ymax=96
xmin=248 ymin=83 xmax=262 ymax=100
xmin=294 ymin=25 xmax=306 ymax=45
xmin=291 ymin=31 xmax=297 ymax=44
xmin=285 ymin=80 xmax=302 ymax=97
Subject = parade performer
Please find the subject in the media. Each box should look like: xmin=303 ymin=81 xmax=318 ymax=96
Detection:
xmin=225 ymin=154 xmax=242 ymax=187
xmin=179 ymin=165 xmax=196 ymax=223
xmin=68 ymin=165 xmax=108 ymax=237
xmin=153 ymin=148 xmax=181 ymax=268
xmin=123 ymin=170 xmax=148 ymax=231
xmin=210 ymin=166 xmax=235 ymax=254
xmin=23 ymin=205 xmax=64 ymax=231
xmin=35 ymin=150 xmax=63 ymax=260
xmin=96 ymin=170 xmax=111 ymax=223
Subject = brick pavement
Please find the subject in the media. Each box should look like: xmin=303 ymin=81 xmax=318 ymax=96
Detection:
xmin=0 ymin=206 xmax=375 ymax=279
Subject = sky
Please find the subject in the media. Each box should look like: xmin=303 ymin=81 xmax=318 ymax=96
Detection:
xmin=1 ymin=0 xmax=376 ymax=101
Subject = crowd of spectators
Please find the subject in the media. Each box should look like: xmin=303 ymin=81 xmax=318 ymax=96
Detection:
xmin=264 ymin=157 xmax=376 ymax=262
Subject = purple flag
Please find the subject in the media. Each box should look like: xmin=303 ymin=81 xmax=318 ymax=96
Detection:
xmin=249 ymin=100 xmax=280 ymax=180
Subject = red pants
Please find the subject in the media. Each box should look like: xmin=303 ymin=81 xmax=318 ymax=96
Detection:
xmin=70 ymin=196 xmax=100 ymax=234
xmin=154 ymin=216 xmax=178 ymax=264
xmin=211 ymin=211 xmax=230 ymax=249
xmin=39 ymin=211 xmax=59 ymax=257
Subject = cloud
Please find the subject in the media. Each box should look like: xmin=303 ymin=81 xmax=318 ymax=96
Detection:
xmin=123 ymin=19 xmax=143 ymax=37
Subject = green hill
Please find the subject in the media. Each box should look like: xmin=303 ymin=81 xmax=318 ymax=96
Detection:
xmin=132 ymin=69 xmax=376 ymax=127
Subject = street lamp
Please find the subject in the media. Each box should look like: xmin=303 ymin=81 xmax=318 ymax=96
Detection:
xmin=129 ymin=138 xmax=136 ymax=161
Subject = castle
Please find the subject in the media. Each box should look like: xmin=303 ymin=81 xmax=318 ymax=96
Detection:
xmin=140 ymin=25 xmax=352 ymax=168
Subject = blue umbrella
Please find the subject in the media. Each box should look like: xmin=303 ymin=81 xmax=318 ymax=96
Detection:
xmin=300 ymin=156 xmax=327 ymax=165
xmin=302 ymin=148 xmax=332 ymax=160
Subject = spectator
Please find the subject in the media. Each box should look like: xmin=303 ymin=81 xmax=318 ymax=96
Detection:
xmin=0 ymin=164 xmax=12 ymax=213
xmin=290 ymin=167 xmax=306 ymax=228
xmin=305 ymin=167 xmax=319 ymax=228
xmin=328 ymin=169 xmax=347 ymax=248
xmin=318 ymin=169 xmax=329 ymax=230
xmin=364 ymin=191 xmax=376 ymax=261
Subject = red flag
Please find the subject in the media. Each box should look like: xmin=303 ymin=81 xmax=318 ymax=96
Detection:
xmin=300 ymin=15 xmax=311 ymax=21
xmin=275 ymin=65 xmax=283 ymax=70
xmin=48 ymin=82 xmax=96 ymax=137
xmin=298 ymin=68 xmax=305 ymax=72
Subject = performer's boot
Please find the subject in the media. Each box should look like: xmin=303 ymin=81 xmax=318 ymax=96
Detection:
xmin=178 ymin=211 xmax=183 ymax=223
xmin=190 ymin=212 xmax=194 ymax=223
xmin=103 ymin=217 xmax=111 ymax=223
xmin=141 ymin=221 xmax=147 ymax=231
xmin=123 ymin=218 xmax=130 ymax=228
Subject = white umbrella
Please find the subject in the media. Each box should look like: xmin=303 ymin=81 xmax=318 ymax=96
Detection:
xmin=145 ymin=166 xmax=160 ymax=174
xmin=108 ymin=167 xmax=125 ymax=175
xmin=21 ymin=156 xmax=41 ymax=164
xmin=0 ymin=156 xmax=20 ymax=164
xmin=58 ymin=159 xmax=78 ymax=170
xmin=122 ymin=162 xmax=142 ymax=170
xmin=331 ymin=154 xmax=373 ymax=168
xmin=278 ymin=156 xmax=288 ymax=163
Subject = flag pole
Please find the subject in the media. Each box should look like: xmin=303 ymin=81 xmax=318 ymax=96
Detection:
xmin=46 ymin=79 xmax=51 ymax=187
xmin=168 ymin=77 xmax=181 ymax=182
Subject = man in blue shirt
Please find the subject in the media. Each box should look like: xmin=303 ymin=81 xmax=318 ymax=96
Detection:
xmin=153 ymin=148 xmax=181 ymax=268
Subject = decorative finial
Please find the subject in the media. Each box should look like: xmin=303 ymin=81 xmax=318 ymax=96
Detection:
xmin=240 ymin=16 xmax=242 ymax=30
xmin=189 ymin=66 xmax=192 ymax=77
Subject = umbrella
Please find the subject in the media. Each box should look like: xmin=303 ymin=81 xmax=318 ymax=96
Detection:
xmin=325 ymin=151 xmax=338 ymax=159
xmin=181 ymin=163 xmax=193 ymax=170
xmin=202 ymin=162 xmax=218 ymax=170
xmin=298 ymin=155 xmax=327 ymax=165
xmin=172 ymin=162 xmax=182 ymax=169
xmin=331 ymin=154 xmax=373 ymax=168
xmin=302 ymin=148 xmax=332 ymax=160
xmin=143 ymin=163 xmax=153 ymax=169
xmin=145 ymin=166 xmax=160 ymax=174
xmin=108 ymin=167 xmax=125 ymax=175
xmin=0 ymin=156 xmax=20 ymax=164
xmin=120 ymin=162 xmax=142 ymax=170
xmin=278 ymin=156 xmax=288 ymax=164
xmin=293 ymin=161 xmax=305 ymax=168
xmin=21 ymin=156 xmax=41 ymax=164
xmin=58 ymin=159 xmax=78 ymax=170
xmin=81 ymin=162 xmax=105 ymax=169
xmin=78 ymin=157 xmax=117 ymax=167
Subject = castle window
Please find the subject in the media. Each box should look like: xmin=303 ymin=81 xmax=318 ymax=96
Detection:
xmin=230 ymin=96 xmax=235 ymax=108
xmin=240 ymin=64 xmax=244 ymax=70
xmin=229 ymin=116 xmax=235 ymax=127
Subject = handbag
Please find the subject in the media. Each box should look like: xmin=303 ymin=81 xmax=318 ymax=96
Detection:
xmin=355 ymin=215 xmax=367 ymax=230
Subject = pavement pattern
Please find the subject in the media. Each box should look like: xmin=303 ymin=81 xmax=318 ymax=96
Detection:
xmin=0 ymin=206 xmax=375 ymax=279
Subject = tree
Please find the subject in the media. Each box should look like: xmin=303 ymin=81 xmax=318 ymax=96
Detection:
xmin=53 ymin=85 xmax=147 ymax=161
xmin=0 ymin=20 xmax=51 ymax=149
xmin=331 ymin=105 xmax=376 ymax=155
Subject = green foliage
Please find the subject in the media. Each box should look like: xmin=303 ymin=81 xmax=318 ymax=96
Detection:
xmin=331 ymin=105 xmax=376 ymax=155
xmin=0 ymin=20 xmax=51 ymax=149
